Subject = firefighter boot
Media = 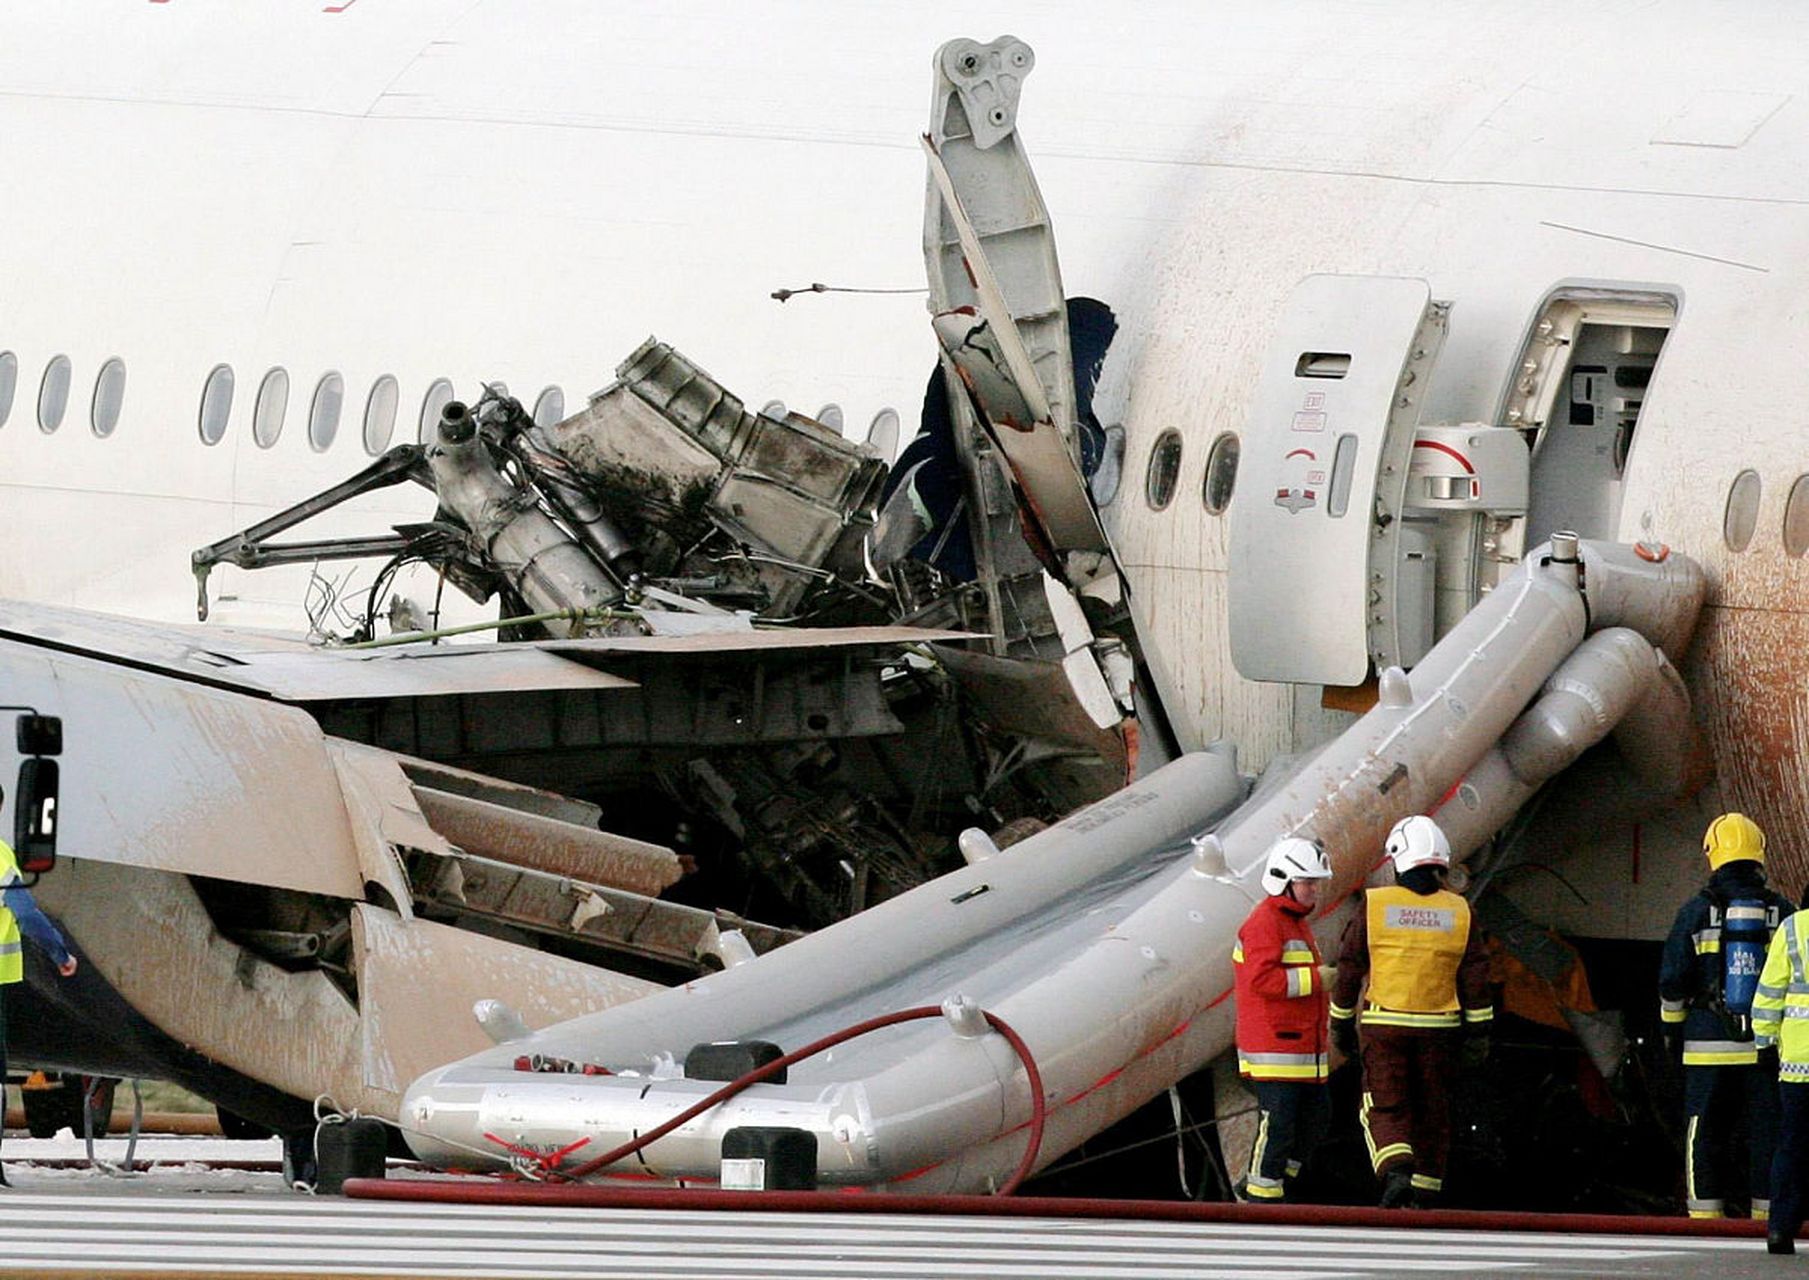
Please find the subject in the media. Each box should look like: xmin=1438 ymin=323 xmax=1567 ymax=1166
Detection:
xmin=1379 ymin=1168 xmax=1414 ymax=1209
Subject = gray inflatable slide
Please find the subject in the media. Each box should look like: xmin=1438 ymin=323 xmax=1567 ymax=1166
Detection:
xmin=402 ymin=537 xmax=1704 ymax=1193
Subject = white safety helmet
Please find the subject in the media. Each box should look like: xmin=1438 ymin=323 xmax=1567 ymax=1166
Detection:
xmin=1385 ymin=815 xmax=1451 ymax=875
xmin=1261 ymin=836 xmax=1333 ymax=897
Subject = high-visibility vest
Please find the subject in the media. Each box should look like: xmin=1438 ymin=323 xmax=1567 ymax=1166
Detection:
xmin=1362 ymin=884 xmax=1470 ymax=1028
xmin=1752 ymin=910 xmax=1809 ymax=1080
xmin=0 ymin=841 xmax=23 ymax=985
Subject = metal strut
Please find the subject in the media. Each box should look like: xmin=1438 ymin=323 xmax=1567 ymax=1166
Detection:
xmin=189 ymin=445 xmax=435 ymax=620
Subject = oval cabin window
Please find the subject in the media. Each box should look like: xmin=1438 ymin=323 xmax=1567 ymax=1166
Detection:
xmin=1724 ymin=469 xmax=1761 ymax=553
xmin=1145 ymin=429 xmax=1183 ymax=511
xmin=38 ymin=355 xmax=71 ymax=432
xmin=419 ymin=378 xmax=454 ymax=442
xmin=91 ymin=357 xmax=126 ymax=437
xmin=253 ymin=368 xmax=289 ymax=448
xmin=1785 ymin=475 xmax=1809 ymax=558
xmin=198 ymin=365 xmax=234 ymax=445
xmin=866 ymin=408 xmax=901 ymax=462
xmin=309 ymin=372 xmax=344 ymax=452
xmin=1202 ymin=432 xmax=1239 ymax=515
xmin=0 ymin=351 xmax=17 ymax=427
xmin=532 ymin=386 xmax=565 ymax=429
xmin=363 ymin=375 xmax=399 ymax=455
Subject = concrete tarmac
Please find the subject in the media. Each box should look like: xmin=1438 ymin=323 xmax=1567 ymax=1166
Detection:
xmin=0 ymin=1137 xmax=1791 ymax=1279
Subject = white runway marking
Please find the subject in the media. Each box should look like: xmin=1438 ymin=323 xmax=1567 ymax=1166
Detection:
xmin=0 ymin=1187 xmax=1763 ymax=1280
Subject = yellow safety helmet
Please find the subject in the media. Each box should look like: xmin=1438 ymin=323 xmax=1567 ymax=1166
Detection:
xmin=1703 ymin=812 xmax=1766 ymax=870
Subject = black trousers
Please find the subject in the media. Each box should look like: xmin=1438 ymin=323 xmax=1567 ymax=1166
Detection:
xmin=1772 ymin=1080 xmax=1809 ymax=1236
xmin=1684 ymin=1061 xmax=1779 ymax=1217
xmin=1245 ymin=1078 xmax=1331 ymax=1200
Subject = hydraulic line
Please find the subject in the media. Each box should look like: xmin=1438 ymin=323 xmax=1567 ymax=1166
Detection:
xmin=551 ymin=1004 xmax=1045 ymax=1194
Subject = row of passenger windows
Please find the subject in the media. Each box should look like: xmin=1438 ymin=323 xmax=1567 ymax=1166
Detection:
xmin=1722 ymin=468 xmax=1809 ymax=558
xmin=0 ymin=352 xmax=567 ymax=453
xmin=1142 ymin=428 xmax=1241 ymax=516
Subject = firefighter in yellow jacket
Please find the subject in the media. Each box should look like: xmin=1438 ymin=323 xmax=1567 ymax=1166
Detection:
xmin=1330 ymin=815 xmax=1493 ymax=1208
xmin=1751 ymin=897 xmax=1809 ymax=1254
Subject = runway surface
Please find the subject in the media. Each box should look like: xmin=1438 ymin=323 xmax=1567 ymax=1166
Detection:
xmin=0 ymin=1138 xmax=1786 ymax=1280
xmin=0 ymin=1185 xmax=1789 ymax=1280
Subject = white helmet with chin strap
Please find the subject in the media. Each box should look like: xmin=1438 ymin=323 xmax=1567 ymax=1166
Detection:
xmin=1261 ymin=836 xmax=1333 ymax=897
xmin=1385 ymin=815 xmax=1451 ymax=874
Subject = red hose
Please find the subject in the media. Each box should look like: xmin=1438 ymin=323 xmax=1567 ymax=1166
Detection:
xmin=343 ymin=1179 xmax=1800 ymax=1240
xmin=550 ymin=1004 xmax=1045 ymax=1195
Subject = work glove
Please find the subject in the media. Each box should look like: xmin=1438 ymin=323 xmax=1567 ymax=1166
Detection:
xmin=1759 ymin=1045 xmax=1782 ymax=1077
xmin=1331 ymin=1018 xmax=1359 ymax=1059
xmin=1461 ymin=1030 xmax=1492 ymax=1070
xmin=1662 ymin=1026 xmax=1685 ymax=1062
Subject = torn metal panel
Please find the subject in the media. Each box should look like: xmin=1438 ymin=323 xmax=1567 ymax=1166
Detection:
xmin=933 ymin=643 xmax=1129 ymax=778
xmin=411 ymin=786 xmax=681 ymax=896
xmin=420 ymin=851 xmax=800 ymax=971
xmin=353 ymin=904 xmax=663 ymax=1101
xmin=32 ymin=860 xmax=374 ymax=1112
xmin=923 ymin=37 xmax=1074 ymax=440
xmin=32 ymin=861 xmax=670 ymax=1121
xmin=324 ymin=739 xmax=447 ymax=916
xmin=542 ymin=340 xmax=888 ymax=615
xmin=395 ymin=755 xmax=604 ymax=828
xmin=0 ymin=639 xmax=365 ymax=900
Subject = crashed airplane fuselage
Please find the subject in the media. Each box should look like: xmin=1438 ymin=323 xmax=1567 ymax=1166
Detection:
xmin=0 ymin=2 xmax=1804 ymax=1205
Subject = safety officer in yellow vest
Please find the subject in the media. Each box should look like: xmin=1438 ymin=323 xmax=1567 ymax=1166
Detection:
xmin=1752 ymin=894 xmax=1809 ymax=1254
xmin=0 ymin=813 xmax=78 ymax=1184
xmin=1658 ymin=813 xmax=1792 ymax=1222
xmin=1330 ymin=815 xmax=1493 ymax=1209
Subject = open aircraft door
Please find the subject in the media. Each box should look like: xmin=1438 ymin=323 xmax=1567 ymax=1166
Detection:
xmin=1229 ymin=275 xmax=1450 ymax=686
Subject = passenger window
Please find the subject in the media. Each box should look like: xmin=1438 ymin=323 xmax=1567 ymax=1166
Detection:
xmin=91 ymin=358 xmax=126 ymax=437
xmin=309 ymin=372 xmax=344 ymax=452
xmin=1724 ymin=469 xmax=1761 ymax=553
xmin=419 ymin=378 xmax=454 ymax=442
xmin=866 ymin=408 xmax=901 ymax=462
xmin=198 ymin=365 xmax=234 ymax=445
xmin=1202 ymin=432 xmax=1240 ymax=515
xmin=1145 ymin=429 xmax=1183 ymax=511
xmin=532 ymin=386 xmax=565 ymax=429
xmin=1786 ymin=475 xmax=1809 ymax=558
xmin=0 ymin=351 xmax=16 ymax=427
xmin=363 ymin=375 xmax=399 ymax=455
xmin=38 ymin=355 xmax=71 ymax=433
xmin=816 ymin=403 xmax=844 ymax=433
xmin=253 ymin=368 xmax=289 ymax=448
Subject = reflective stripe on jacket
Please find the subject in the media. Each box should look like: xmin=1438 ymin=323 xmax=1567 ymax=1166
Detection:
xmin=1753 ymin=910 xmax=1809 ymax=1081
xmin=1233 ymin=894 xmax=1329 ymax=1081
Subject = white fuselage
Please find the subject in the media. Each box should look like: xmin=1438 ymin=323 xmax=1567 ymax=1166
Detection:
xmin=6 ymin=2 xmax=1809 ymax=923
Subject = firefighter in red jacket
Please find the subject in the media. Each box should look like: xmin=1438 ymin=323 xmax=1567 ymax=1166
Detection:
xmin=1232 ymin=835 xmax=1335 ymax=1201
